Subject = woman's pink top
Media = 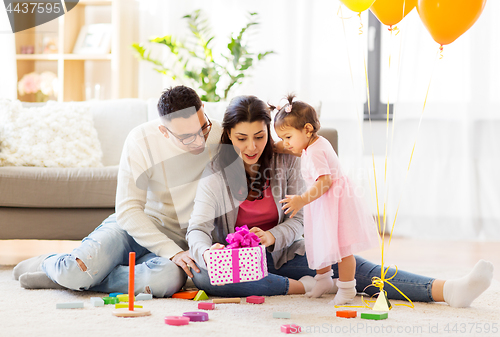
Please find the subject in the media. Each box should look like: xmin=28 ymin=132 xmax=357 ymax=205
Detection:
xmin=235 ymin=185 xmax=278 ymax=231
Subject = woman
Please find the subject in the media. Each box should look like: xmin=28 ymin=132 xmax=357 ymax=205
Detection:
xmin=186 ymin=95 xmax=493 ymax=307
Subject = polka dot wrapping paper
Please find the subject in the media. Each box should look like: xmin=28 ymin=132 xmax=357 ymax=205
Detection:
xmin=205 ymin=245 xmax=268 ymax=285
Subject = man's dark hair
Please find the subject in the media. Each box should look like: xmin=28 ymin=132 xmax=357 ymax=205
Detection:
xmin=157 ymin=86 xmax=202 ymax=120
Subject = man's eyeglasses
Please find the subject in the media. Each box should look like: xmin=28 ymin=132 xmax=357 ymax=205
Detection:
xmin=164 ymin=114 xmax=212 ymax=145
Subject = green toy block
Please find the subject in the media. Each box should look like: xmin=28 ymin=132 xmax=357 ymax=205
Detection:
xmin=273 ymin=312 xmax=291 ymax=319
xmin=103 ymin=296 xmax=119 ymax=305
xmin=360 ymin=312 xmax=388 ymax=320
xmin=193 ymin=290 xmax=209 ymax=301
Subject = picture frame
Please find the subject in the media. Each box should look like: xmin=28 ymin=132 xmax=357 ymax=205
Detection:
xmin=73 ymin=24 xmax=112 ymax=54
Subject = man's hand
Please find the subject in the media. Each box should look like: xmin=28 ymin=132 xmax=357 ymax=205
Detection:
xmin=249 ymin=227 xmax=275 ymax=247
xmin=279 ymin=194 xmax=306 ymax=218
xmin=170 ymin=250 xmax=200 ymax=278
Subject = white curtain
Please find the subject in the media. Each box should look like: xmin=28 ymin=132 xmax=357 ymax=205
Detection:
xmin=136 ymin=0 xmax=368 ymax=186
xmin=0 ymin=7 xmax=17 ymax=99
xmin=382 ymin=3 xmax=500 ymax=240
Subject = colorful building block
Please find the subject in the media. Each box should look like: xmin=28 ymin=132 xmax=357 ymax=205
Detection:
xmin=116 ymin=294 xmax=134 ymax=302
xmin=109 ymin=292 xmax=123 ymax=298
xmin=103 ymin=296 xmax=119 ymax=305
xmin=165 ymin=316 xmax=190 ymax=326
xmin=90 ymin=297 xmax=104 ymax=307
xmin=182 ymin=311 xmax=209 ymax=322
xmin=115 ymin=303 xmax=143 ymax=309
xmin=273 ymin=312 xmax=291 ymax=319
xmin=246 ymin=296 xmax=265 ymax=304
xmin=193 ymin=290 xmax=209 ymax=301
xmin=172 ymin=290 xmax=199 ymax=299
xmin=281 ymin=324 xmax=302 ymax=334
xmin=56 ymin=302 xmax=84 ymax=309
xmin=336 ymin=310 xmax=357 ymax=318
xmin=136 ymin=293 xmax=153 ymax=301
xmin=212 ymin=298 xmax=241 ymax=304
xmin=198 ymin=302 xmax=216 ymax=310
xmin=360 ymin=312 xmax=388 ymax=320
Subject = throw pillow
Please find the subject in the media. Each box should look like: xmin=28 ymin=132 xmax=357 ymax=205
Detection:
xmin=0 ymin=100 xmax=103 ymax=167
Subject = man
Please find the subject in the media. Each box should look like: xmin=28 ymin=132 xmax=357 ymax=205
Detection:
xmin=13 ymin=85 xmax=222 ymax=297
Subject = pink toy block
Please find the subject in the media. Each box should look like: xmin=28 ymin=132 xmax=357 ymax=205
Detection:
xmin=246 ymin=296 xmax=265 ymax=304
xmin=198 ymin=302 xmax=216 ymax=310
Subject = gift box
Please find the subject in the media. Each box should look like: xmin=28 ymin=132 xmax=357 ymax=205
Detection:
xmin=205 ymin=226 xmax=268 ymax=285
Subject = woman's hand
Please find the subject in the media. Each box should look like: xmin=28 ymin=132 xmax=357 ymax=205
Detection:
xmin=202 ymin=243 xmax=225 ymax=264
xmin=249 ymin=227 xmax=276 ymax=247
xmin=279 ymin=194 xmax=306 ymax=218
xmin=170 ymin=250 xmax=200 ymax=278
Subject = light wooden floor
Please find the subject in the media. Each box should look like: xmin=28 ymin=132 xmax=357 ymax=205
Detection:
xmin=1 ymin=237 xmax=499 ymax=281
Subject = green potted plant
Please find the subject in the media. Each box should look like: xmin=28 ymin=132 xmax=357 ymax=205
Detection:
xmin=132 ymin=10 xmax=274 ymax=102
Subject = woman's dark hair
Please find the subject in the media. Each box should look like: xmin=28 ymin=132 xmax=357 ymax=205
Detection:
xmin=272 ymin=94 xmax=320 ymax=134
xmin=157 ymin=85 xmax=202 ymax=120
xmin=213 ymin=95 xmax=274 ymax=201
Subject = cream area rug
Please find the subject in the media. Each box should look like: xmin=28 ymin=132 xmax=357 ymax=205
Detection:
xmin=1 ymin=265 xmax=498 ymax=337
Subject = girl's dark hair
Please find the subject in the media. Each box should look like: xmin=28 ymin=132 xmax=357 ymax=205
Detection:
xmin=272 ymin=94 xmax=320 ymax=134
xmin=213 ymin=95 xmax=274 ymax=201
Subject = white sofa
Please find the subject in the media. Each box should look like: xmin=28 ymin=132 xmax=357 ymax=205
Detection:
xmin=0 ymin=99 xmax=337 ymax=240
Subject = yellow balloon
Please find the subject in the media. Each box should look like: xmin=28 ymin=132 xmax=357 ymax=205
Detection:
xmin=340 ymin=0 xmax=377 ymax=13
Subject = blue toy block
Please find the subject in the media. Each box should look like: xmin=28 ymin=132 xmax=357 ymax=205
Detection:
xmin=273 ymin=312 xmax=291 ymax=319
xmin=90 ymin=297 xmax=104 ymax=307
xmin=109 ymin=292 xmax=123 ymax=298
xmin=136 ymin=293 xmax=153 ymax=301
xmin=56 ymin=302 xmax=84 ymax=309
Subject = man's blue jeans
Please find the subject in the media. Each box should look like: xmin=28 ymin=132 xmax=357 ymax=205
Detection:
xmin=41 ymin=214 xmax=186 ymax=297
xmin=192 ymin=251 xmax=435 ymax=302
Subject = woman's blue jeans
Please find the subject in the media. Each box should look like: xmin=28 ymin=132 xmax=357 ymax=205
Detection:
xmin=191 ymin=251 xmax=435 ymax=302
xmin=41 ymin=214 xmax=186 ymax=297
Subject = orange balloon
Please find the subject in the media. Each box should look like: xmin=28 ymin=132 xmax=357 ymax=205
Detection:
xmin=370 ymin=0 xmax=417 ymax=26
xmin=417 ymin=0 xmax=487 ymax=45
xmin=340 ymin=0 xmax=376 ymax=13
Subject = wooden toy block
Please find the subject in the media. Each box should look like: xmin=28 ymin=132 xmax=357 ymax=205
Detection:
xmin=103 ymin=296 xmax=119 ymax=305
xmin=182 ymin=311 xmax=209 ymax=322
xmin=136 ymin=293 xmax=153 ymax=301
xmin=212 ymin=298 xmax=241 ymax=304
xmin=115 ymin=303 xmax=143 ymax=309
xmin=165 ymin=316 xmax=190 ymax=326
xmin=116 ymin=294 xmax=135 ymax=302
xmin=172 ymin=290 xmax=199 ymax=300
xmin=193 ymin=290 xmax=209 ymax=301
xmin=198 ymin=302 xmax=216 ymax=310
xmin=336 ymin=310 xmax=357 ymax=318
xmin=246 ymin=295 xmax=265 ymax=304
xmin=109 ymin=292 xmax=123 ymax=298
xmin=56 ymin=302 xmax=84 ymax=309
xmin=113 ymin=308 xmax=151 ymax=317
xmin=90 ymin=297 xmax=104 ymax=307
xmin=273 ymin=312 xmax=291 ymax=319
xmin=360 ymin=312 xmax=388 ymax=320
xmin=281 ymin=324 xmax=302 ymax=334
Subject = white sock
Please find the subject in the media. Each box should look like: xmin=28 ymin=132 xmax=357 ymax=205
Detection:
xmin=13 ymin=254 xmax=52 ymax=281
xmin=329 ymin=279 xmax=356 ymax=305
xmin=299 ymin=275 xmax=339 ymax=294
xmin=305 ymin=270 xmax=334 ymax=298
xmin=19 ymin=272 xmax=66 ymax=290
xmin=443 ymin=260 xmax=494 ymax=308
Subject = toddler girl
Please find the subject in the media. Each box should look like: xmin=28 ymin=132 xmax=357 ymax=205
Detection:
xmin=273 ymin=95 xmax=379 ymax=305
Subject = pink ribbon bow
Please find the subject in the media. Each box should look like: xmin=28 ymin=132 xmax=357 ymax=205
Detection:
xmin=225 ymin=225 xmax=261 ymax=249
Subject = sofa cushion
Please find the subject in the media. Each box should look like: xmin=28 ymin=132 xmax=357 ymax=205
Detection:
xmin=0 ymin=166 xmax=118 ymax=208
xmin=90 ymin=99 xmax=148 ymax=166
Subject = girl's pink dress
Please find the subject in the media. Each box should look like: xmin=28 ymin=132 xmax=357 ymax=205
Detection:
xmin=301 ymin=136 xmax=379 ymax=269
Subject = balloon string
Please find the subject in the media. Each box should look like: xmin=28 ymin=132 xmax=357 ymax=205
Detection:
xmin=388 ymin=25 xmax=400 ymax=36
xmin=439 ymin=45 xmax=444 ymax=59
xmin=336 ymin=4 xmax=353 ymax=19
xmin=389 ymin=46 xmax=442 ymax=242
xmin=358 ymin=12 xmax=363 ymax=35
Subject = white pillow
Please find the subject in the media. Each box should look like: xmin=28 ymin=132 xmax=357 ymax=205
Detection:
xmin=0 ymin=100 xmax=103 ymax=167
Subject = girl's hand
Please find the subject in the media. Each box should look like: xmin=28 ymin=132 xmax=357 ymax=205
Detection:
xmin=249 ymin=227 xmax=276 ymax=247
xmin=279 ymin=194 xmax=306 ymax=218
